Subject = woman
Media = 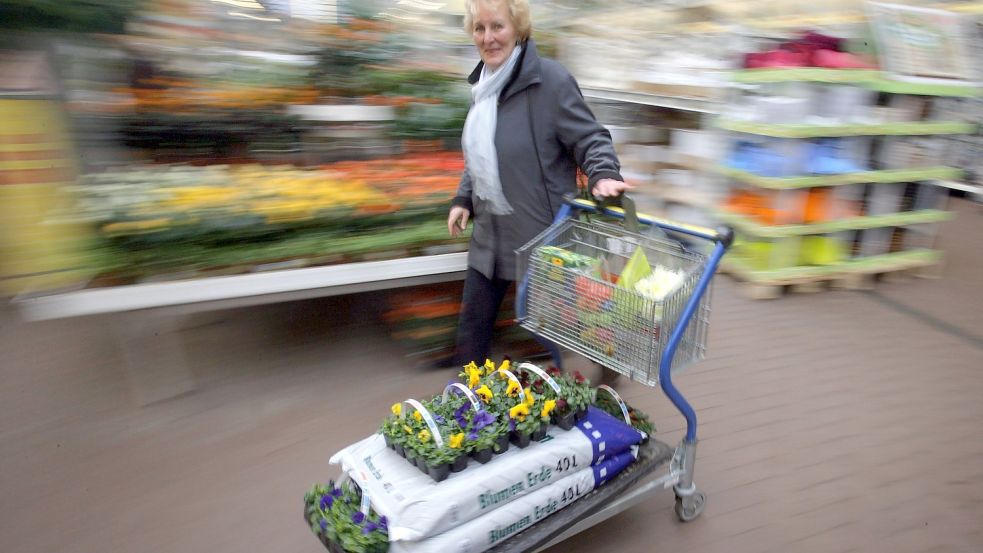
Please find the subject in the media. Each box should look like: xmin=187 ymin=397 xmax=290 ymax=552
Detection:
xmin=449 ymin=0 xmax=631 ymax=366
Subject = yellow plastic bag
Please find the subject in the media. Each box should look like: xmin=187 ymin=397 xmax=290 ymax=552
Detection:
xmin=617 ymin=246 xmax=652 ymax=290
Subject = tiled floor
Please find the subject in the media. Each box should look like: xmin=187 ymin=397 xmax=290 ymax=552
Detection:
xmin=1 ymin=200 xmax=980 ymax=553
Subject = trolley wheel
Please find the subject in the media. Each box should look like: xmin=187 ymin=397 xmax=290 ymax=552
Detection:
xmin=674 ymin=490 xmax=706 ymax=522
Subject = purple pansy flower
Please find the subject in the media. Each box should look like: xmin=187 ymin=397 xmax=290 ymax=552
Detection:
xmin=331 ymin=487 xmax=343 ymax=498
xmin=472 ymin=409 xmax=496 ymax=431
xmin=433 ymin=413 xmax=445 ymax=424
xmin=379 ymin=516 xmax=388 ymax=531
xmin=319 ymin=519 xmax=328 ymax=531
xmin=352 ymin=511 xmax=365 ymax=525
xmin=454 ymin=403 xmax=471 ymax=429
xmin=319 ymin=495 xmax=333 ymax=510
xmin=362 ymin=522 xmax=378 ymax=535
xmin=467 ymin=430 xmax=479 ymax=441
xmin=509 ymin=418 xmax=517 ymax=432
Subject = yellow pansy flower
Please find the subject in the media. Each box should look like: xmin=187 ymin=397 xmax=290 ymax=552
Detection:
xmin=541 ymin=399 xmax=557 ymax=419
xmin=505 ymin=379 xmax=521 ymax=397
xmin=413 ymin=411 xmax=423 ymax=422
xmin=391 ymin=403 xmax=402 ymax=416
xmin=509 ymin=403 xmax=530 ymax=421
xmin=464 ymin=361 xmax=479 ymax=374
xmin=467 ymin=367 xmax=481 ymax=389
xmin=475 ymin=385 xmax=494 ymax=403
xmin=484 ymin=359 xmax=496 ymax=374
xmin=524 ymin=388 xmax=536 ymax=407
xmin=449 ymin=433 xmax=465 ymax=449
xmin=403 ymin=425 xmax=413 ymax=435
xmin=499 ymin=359 xmax=511 ymax=372
xmin=418 ymin=429 xmax=431 ymax=443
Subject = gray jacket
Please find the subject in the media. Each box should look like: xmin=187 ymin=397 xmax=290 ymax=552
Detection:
xmin=452 ymin=39 xmax=622 ymax=281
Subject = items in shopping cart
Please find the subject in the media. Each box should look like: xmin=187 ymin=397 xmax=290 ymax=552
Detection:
xmin=517 ymin=213 xmax=713 ymax=386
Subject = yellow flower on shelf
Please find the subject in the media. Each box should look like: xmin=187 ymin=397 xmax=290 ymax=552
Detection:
xmin=509 ymin=403 xmax=530 ymax=421
xmin=464 ymin=361 xmax=478 ymax=373
xmin=391 ymin=403 xmax=402 ymax=416
xmin=449 ymin=433 xmax=465 ymax=449
xmin=484 ymin=359 xmax=496 ymax=374
xmin=413 ymin=411 xmax=423 ymax=422
xmin=499 ymin=359 xmax=511 ymax=372
xmin=505 ymin=379 xmax=521 ymax=397
xmin=475 ymin=385 xmax=494 ymax=403
xmin=403 ymin=424 xmax=413 ymax=435
xmin=524 ymin=388 xmax=536 ymax=407
xmin=418 ymin=429 xmax=431 ymax=443
xmin=541 ymin=399 xmax=557 ymax=419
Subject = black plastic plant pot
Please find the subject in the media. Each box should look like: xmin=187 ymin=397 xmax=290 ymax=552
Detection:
xmin=554 ymin=412 xmax=577 ymax=431
xmin=575 ymin=408 xmax=588 ymax=422
xmin=510 ymin=431 xmax=533 ymax=448
xmin=531 ymin=425 xmax=547 ymax=442
xmin=428 ymin=463 xmax=450 ymax=482
xmin=451 ymin=454 xmax=469 ymax=473
xmin=471 ymin=447 xmax=493 ymax=464
xmin=393 ymin=443 xmax=405 ymax=458
xmin=416 ymin=457 xmax=429 ymax=473
xmin=383 ymin=434 xmax=393 ymax=449
xmin=494 ymin=433 xmax=511 ymax=454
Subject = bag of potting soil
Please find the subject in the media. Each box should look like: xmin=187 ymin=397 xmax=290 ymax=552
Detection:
xmin=388 ymin=449 xmax=638 ymax=553
xmin=330 ymin=408 xmax=643 ymax=542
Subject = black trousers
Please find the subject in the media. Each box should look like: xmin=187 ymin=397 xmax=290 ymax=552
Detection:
xmin=453 ymin=268 xmax=512 ymax=367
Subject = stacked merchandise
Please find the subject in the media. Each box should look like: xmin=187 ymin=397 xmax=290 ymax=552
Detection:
xmin=715 ymin=28 xmax=977 ymax=296
xmin=306 ymin=361 xmax=655 ymax=553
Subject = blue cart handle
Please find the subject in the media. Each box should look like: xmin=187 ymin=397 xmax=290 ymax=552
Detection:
xmin=559 ymin=193 xmax=734 ymax=249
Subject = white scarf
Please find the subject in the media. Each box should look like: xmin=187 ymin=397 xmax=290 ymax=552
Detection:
xmin=462 ymin=44 xmax=523 ymax=216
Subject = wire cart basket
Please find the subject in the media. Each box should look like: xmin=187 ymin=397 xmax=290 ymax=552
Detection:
xmin=516 ymin=214 xmax=712 ymax=387
xmin=512 ymin=194 xmax=734 ymax=537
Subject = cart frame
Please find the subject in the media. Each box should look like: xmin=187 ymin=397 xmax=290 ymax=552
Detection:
xmin=515 ymin=194 xmax=734 ymax=530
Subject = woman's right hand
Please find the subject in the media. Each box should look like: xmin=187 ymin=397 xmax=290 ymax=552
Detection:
xmin=448 ymin=206 xmax=471 ymax=237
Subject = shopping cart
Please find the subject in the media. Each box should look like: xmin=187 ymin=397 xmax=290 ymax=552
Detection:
xmin=499 ymin=194 xmax=733 ymax=550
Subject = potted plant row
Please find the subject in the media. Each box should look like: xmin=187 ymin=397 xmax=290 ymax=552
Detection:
xmin=378 ymin=359 xmax=595 ymax=481
xmin=304 ymin=481 xmax=389 ymax=553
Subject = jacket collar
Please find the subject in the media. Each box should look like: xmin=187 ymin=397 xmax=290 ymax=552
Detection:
xmin=467 ymin=38 xmax=542 ymax=103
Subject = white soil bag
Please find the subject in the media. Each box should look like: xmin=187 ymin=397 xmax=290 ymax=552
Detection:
xmin=388 ymin=450 xmax=638 ymax=553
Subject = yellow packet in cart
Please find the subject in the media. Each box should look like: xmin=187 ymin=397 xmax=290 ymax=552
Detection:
xmin=617 ymin=246 xmax=652 ymax=290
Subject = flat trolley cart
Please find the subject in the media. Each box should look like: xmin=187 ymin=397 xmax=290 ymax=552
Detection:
xmin=490 ymin=194 xmax=733 ymax=552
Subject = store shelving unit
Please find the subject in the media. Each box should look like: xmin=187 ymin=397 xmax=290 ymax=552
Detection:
xmin=717 ymin=119 xmax=976 ymax=138
xmin=716 ymin=166 xmax=964 ymax=189
xmin=581 ymin=86 xmax=724 ymax=114
xmin=717 ymin=67 xmax=979 ymax=296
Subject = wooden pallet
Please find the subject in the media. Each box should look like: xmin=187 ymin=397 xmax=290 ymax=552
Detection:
xmin=719 ymin=252 xmax=944 ymax=300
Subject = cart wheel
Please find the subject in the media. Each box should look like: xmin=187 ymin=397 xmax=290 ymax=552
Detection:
xmin=674 ymin=490 xmax=706 ymax=522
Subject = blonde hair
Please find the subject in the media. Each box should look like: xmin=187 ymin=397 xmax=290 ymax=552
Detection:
xmin=463 ymin=0 xmax=532 ymax=42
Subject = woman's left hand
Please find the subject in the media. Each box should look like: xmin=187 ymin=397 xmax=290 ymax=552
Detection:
xmin=592 ymin=178 xmax=634 ymax=199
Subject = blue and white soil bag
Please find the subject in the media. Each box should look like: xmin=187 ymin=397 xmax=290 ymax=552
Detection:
xmin=388 ymin=450 xmax=638 ymax=553
xmin=330 ymin=408 xmax=644 ymax=542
